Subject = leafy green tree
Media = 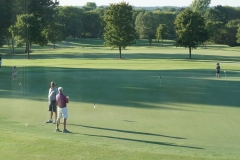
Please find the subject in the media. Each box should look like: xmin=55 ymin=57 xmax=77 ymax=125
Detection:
xmin=224 ymin=19 xmax=240 ymax=46
xmin=205 ymin=21 xmax=225 ymax=43
xmin=14 ymin=14 xmax=47 ymax=58
xmin=237 ymin=26 xmax=240 ymax=44
xmin=8 ymin=25 xmax=17 ymax=53
xmin=94 ymin=7 xmax=107 ymax=38
xmin=66 ymin=18 xmax=83 ymax=39
xmin=156 ymin=24 xmax=169 ymax=46
xmin=153 ymin=11 xmax=176 ymax=39
xmin=83 ymin=2 xmax=97 ymax=11
xmin=103 ymin=2 xmax=135 ymax=58
xmin=174 ymin=8 xmax=208 ymax=58
xmin=190 ymin=0 xmax=211 ymax=15
xmin=56 ymin=6 xmax=83 ymax=37
xmin=10 ymin=0 xmax=59 ymax=54
xmin=43 ymin=23 xmax=65 ymax=49
xmin=135 ymin=11 xmax=156 ymax=44
xmin=161 ymin=6 xmax=177 ymax=12
xmin=28 ymin=0 xmax=59 ymax=25
xmin=205 ymin=6 xmax=240 ymax=24
xmin=0 ymin=0 xmax=14 ymax=46
xmin=82 ymin=11 xmax=101 ymax=38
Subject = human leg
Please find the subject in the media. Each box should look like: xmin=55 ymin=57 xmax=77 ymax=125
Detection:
xmin=62 ymin=107 xmax=70 ymax=133
xmin=52 ymin=101 xmax=57 ymax=123
xmin=46 ymin=102 xmax=53 ymax=123
xmin=63 ymin=118 xmax=67 ymax=130
xmin=56 ymin=107 xmax=62 ymax=132
xmin=50 ymin=111 xmax=53 ymax=119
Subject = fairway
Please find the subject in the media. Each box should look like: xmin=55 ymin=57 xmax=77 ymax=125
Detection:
xmin=1 ymin=39 xmax=240 ymax=160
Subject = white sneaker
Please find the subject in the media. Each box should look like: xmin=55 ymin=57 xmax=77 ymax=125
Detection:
xmin=45 ymin=119 xmax=53 ymax=123
xmin=53 ymin=120 xmax=56 ymax=124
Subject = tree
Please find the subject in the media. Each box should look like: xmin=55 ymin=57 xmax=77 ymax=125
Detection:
xmin=14 ymin=14 xmax=47 ymax=58
xmin=8 ymin=25 xmax=16 ymax=53
xmin=224 ymin=19 xmax=240 ymax=46
xmin=153 ymin=11 xmax=176 ymax=40
xmin=205 ymin=6 xmax=240 ymax=24
xmin=94 ymin=7 xmax=107 ymax=38
xmin=83 ymin=2 xmax=97 ymax=11
xmin=0 ymin=0 xmax=13 ymax=46
xmin=135 ymin=11 xmax=156 ymax=44
xmin=10 ymin=0 xmax=59 ymax=54
xmin=237 ymin=26 xmax=240 ymax=44
xmin=190 ymin=0 xmax=211 ymax=15
xmin=43 ymin=23 xmax=65 ymax=49
xmin=156 ymin=24 xmax=169 ymax=47
xmin=66 ymin=18 xmax=83 ymax=39
xmin=174 ymin=8 xmax=208 ymax=58
xmin=56 ymin=6 xmax=83 ymax=37
xmin=205 ymin=21 xmax=225 ymax=43
xmin=103 ymin=2 xmax=135 ymax=59
xmin=82 ymin=11 xmax=101 ymax=38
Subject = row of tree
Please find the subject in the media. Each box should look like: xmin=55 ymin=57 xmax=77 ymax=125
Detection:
xmin=104 ymin=0 xmax=240 ymax=58
xmin=0 ymin=0 xmax=240 ymax=59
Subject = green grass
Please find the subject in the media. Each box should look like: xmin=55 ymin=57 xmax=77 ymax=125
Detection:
xmin=1 ymin=39 xmax=240 ymax=160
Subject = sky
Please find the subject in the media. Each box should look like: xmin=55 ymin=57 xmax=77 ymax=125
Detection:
xmin=58 ymin=0 xmax=239 ymax=7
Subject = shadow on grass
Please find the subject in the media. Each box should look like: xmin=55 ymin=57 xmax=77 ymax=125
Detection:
xmin=1 ymin=66 xmax=240 ymax=109
xmin=69 ymin=124 xmax=186 ymax=139
xmin=81 ymin=133 xmax=203 ymax=150
xmin=2 ymin=50 xmax=240 ymax=63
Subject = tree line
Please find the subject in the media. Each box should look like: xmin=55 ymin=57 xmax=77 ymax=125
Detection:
xmin=0 ymin=0 xmax=240 ymax=58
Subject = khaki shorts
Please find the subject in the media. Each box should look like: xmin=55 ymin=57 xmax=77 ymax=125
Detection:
xmin=57 ymin=107 xmax=68 ymax=119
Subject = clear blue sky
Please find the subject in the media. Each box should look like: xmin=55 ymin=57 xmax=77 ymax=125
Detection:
xmin=58 ymin=0 xmax=239 ymax=7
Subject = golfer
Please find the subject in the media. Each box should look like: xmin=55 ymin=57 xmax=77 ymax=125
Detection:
xmin=12 ymin=66 xmax=17 ymax=80
xmin=216 ymin=63 xmax=220 ymax=78
xmin=55 ymin=87 xmax=70 ymax=133
xmin=46 ymin=81 xmax=58 ymax=124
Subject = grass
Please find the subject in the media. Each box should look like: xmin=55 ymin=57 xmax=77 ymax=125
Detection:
xmin=0 ymin=38 xmax=240 ymax=159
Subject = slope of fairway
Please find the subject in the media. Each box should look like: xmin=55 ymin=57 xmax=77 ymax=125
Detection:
xmin=0 ymin=39 xmax=240 ymax=160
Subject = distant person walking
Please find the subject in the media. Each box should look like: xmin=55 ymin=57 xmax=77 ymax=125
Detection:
xmin=56 ymin=87 xmax=70 ymax=133
xmin=216 ymin=63 xmax=220 ymax=78
xmin=0 ymin=55 xmax=2 ymax=68
xmin=12 ymin=66 xmax=17 ymax=80
xmin=46 ymin=81 xmax=58 ymax=124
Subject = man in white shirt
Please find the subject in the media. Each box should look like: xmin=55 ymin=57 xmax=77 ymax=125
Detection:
xmin=46 ymin=81 xmax=58 ymax=124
